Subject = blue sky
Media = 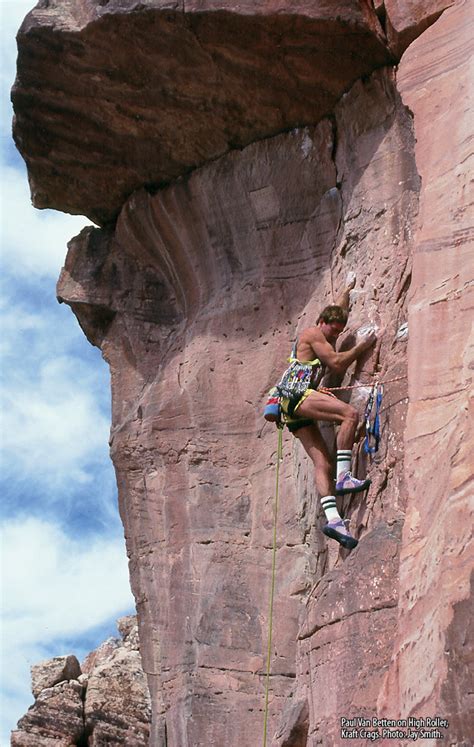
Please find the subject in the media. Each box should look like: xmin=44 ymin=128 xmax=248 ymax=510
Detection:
xmin=0 ymin=2 xmax=135 ymax=742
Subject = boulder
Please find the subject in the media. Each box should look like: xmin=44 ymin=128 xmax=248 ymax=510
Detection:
xmin=85 ymin=646 xmax=151 ymax=746
xmin=11 ymin=617 xmax=151 ymax=746
xmin=31 ymin=655 xmax=81 ymax=698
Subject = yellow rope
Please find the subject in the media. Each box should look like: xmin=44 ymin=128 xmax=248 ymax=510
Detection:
xmin=262 ymin=425 xmax=283 ymax=747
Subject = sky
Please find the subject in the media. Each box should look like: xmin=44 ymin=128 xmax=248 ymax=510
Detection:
xmin=0 ymin=2 xmax=135 ymax=742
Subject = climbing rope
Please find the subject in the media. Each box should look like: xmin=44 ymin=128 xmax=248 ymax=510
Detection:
xmin=322 ymin=373 xmax=406 ymax=392
xmin=262 ymin=425 xmax=284 ymax=747
xmin=260 ymin=372 xmax=406 ymax=735
xmin=316 ymin=374 xmax=406 ymax=454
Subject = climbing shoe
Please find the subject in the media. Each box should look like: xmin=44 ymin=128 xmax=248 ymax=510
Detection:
xmin=335 ymin=471 xmax=371 ymax=495
xmin=322 ymin=519 xmax=358 ymax=550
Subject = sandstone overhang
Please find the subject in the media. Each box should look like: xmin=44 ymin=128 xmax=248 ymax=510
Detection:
xmin=12 ymin=0 xmax=393 ymax=225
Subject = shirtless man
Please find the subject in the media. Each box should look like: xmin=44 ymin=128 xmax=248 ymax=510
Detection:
xmin=277 ymin=295 xmax=376 ymax=550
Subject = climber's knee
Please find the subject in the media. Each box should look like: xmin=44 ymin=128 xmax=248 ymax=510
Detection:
xmin=346 ymin=405 xmax=359 ymax=425
xmin=342 ymin=404 xmax=359 ymax=432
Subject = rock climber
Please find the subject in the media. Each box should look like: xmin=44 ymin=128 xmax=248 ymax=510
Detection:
xmin=275 ymin=281 xmax=376 ymax=550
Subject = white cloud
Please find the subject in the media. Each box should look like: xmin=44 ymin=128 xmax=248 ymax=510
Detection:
xmin=0 ymin=297 xmax=44 ymax=359
xmin=0 ymin=8 xmax=135 ymax=746
xmin=0 ymin=1 xmax=34 ymax=40
xmin=0 ymin=163 xmax=90 ymax=279
xmin=0 ymin=516 xmax=135 ymax=744
xmin=0 ymin=286 xmax=116 ymax=506
xmin=1 ymin=2 xmax=91 ymax=280
xmin=1 ymin=517 xmax=133 ymax=643
xmin=0 ymin=290 xmax=87 ymax=362
xmin=0 ymin=294 xmax=112 ymax=490
xmin=1 ymin=2 xmax=38 ymax=115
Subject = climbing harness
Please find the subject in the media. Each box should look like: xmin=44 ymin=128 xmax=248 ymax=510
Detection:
xmin=263 ymin=340 xmax=325 ymax=424
xmin=364 ymin=382 xmax=384 ymax=454
xmin=262 ymin=425 xmax=283 ymax=747
xmin=276 ymin=341 xmax=324 ymax=404
xmin=264 ymin=373 xmax=405 ymax=437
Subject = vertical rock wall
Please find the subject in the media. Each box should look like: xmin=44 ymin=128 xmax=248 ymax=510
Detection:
xmin=284 ymin=65 xmax=417 ymax=747
xmin=294 ymin=5 xmax=473 ymax=744
xmin=57 ymin=66 xmax=419 ymax=744
xmin=12 ymin=1 xmax=472 ymax=744
xmin=58 ymin=118 xmax=341 ymax=745
xmin=379 ymin=0 xmax=473 ymax=737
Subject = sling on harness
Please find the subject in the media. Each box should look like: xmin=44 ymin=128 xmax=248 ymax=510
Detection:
xmin=263 ymin=340 xmax=324 ymax=424
xmin=276 ymin=340 xmax=323 ymax=403
xmin=364 ymin=383 xmax=383 ymax=454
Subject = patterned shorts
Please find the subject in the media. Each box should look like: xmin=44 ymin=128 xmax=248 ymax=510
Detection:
xmin=280 ymin=388 xmax=336 ymax=433
xmin=280 ymin=389 xmax=314 ymax=432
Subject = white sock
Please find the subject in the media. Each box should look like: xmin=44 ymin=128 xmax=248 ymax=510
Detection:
xmin=336 ymin=449 xmax=352 ymax=481
xmin=320 ymin=495 xmax=340 ymax=522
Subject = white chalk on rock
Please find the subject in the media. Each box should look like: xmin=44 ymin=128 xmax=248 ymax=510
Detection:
xmin=346 ymin=271 xmax=357 ymax=290
xmin=349 ymin=289 xmax=365 ymax=304
xmin=350 ymin=384 xmax=372 ymax=411
xmin=357 ymin=323 xmax=378 ymax=340
xmin=396 ymin=322 xmax=409 ymax=340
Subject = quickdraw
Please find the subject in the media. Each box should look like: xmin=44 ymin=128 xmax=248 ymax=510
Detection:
xmin=364 ymin=382 xmax=384 ymax=454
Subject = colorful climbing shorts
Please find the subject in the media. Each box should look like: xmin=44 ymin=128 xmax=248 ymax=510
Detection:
xmin=280 ymin=388 xmax=314 ymax=433
xmin=281 ymin=387 xmax=337 ymax=433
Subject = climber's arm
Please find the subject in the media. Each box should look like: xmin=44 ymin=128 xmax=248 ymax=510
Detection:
xmin=334 ymin=273 xmax=356 ymax=311
xmin=335 ymin=287 xmax=351 ymax=312
xmin=303 ymin=327 xmax=376 ymax=376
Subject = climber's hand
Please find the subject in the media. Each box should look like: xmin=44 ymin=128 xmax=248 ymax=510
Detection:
xmin=359 ymin=329 xmax=377 ymax=350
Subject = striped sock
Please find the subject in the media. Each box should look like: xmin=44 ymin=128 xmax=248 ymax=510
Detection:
xmin=320 ymin=495 xmax=340 ymax=521
xmin=336 ymin=449 xmax=352 ymax=481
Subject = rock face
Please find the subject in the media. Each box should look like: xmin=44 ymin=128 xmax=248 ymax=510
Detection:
xmin=13 ymin=0 xmax=392 ymax=224
xmin=11 ymin=617 xmax=151 ymax=746
xmin=13 ymin=1 xmax=473 ymax=746
xmin=383 ymin=0 xmax=455 ymax=55
xmin=11 ymin=681 xmax=84 ymax=747
xmin=56 ymin=64 xmax=418 ymax=743
xmin=31 ymin=656 xmax=82 ymax=699
xmin=379 ymin=0 xmax=474 ymax=734
xmin=83 ymin=619 xmax=151 ymax=745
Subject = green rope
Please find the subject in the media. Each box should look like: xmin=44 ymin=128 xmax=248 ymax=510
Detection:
xmin=262 ymin=425 xmax=283 ymax=747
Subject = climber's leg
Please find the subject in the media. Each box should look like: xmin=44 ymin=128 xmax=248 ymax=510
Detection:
xmin=292 ymin=422 xmax=332 ymax=497
xmin=295 ymin=390 xmax=370 ymax=496
xmin=295 ymin=389 xmax=358 ymax=449
xmin=293 ymin=423 xmax=358 ymax=550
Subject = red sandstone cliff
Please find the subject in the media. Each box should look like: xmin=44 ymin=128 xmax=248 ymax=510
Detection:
xmin=12 ymin=1 xmax=473 ymax=745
